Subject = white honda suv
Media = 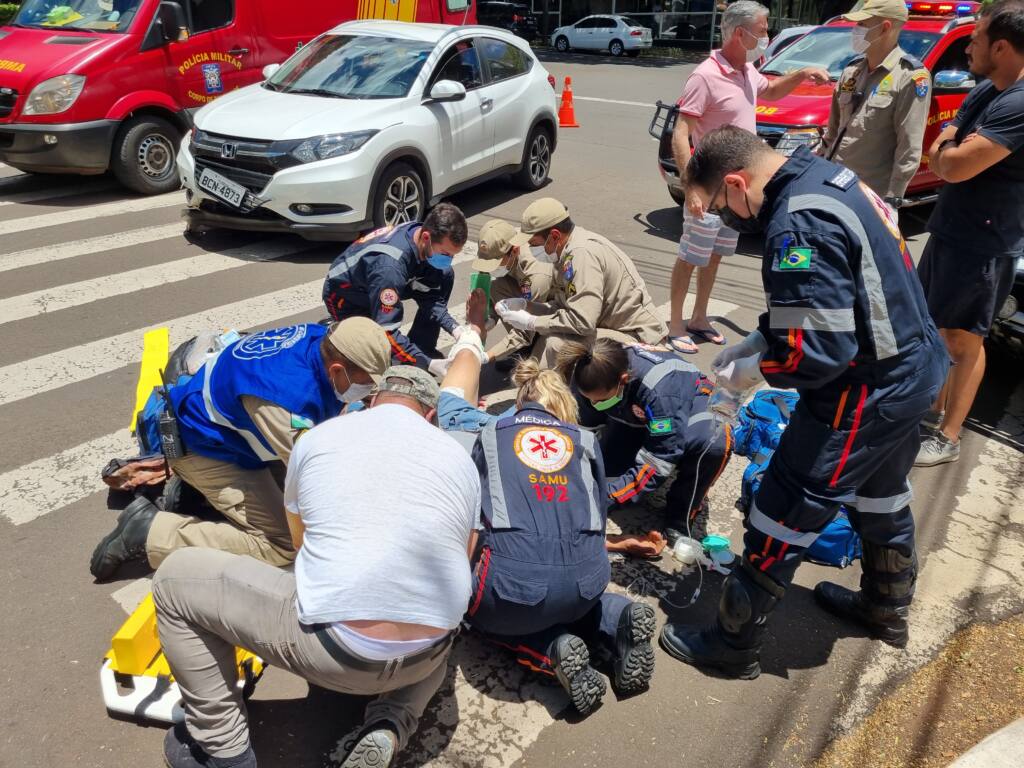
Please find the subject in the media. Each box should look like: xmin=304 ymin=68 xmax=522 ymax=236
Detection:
xmin=177 ymin=21 xmax=558 ymax=240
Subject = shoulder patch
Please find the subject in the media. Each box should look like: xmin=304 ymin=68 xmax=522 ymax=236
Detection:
xmin=780 ymin=247 xmax=814 ymax=271
xmin=291 ymin=413 xmax=314 ymax=430
xmin=380 ymin=287 xmax=399 ymax=307
xmin=648 ymin=418 xmax=674 ymax=435
xmin=912 ymin=72 xmax=930 ymax=98
xmin=826 ymin=167 xmax=858 ymax=190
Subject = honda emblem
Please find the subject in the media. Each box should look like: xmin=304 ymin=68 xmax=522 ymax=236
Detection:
xmin=221 ymin=143 xmax=237 ymax=159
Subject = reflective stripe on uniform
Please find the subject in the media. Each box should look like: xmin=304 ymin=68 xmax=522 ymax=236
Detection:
xmin=479 ymin=420 xmax=511 ymax=528
xmin=636 ymin=447 xmax=675 ymax=477
xmin=748 ymin=502 xmax=822 ymax=548
xmin=326 ymin=243 xmax=405 ymax=280
xmin=687 ymin=411 xmax=716 ymax=428
xmin=640 ymin=358 xmax=698 ymax=391
xmin=787 ymin=194 xmax=899 ymax=359
xmin=578 ymin=429 xmax=603 ymax=531
xmin=410 ymin=280 xmax=432 ymax=293
xmin=769 ymin=306 xmax=856 ymax=334
xmin=848 ymin=486 xmax=913 ymax=514
xmin=200 ymin=351 xmax=278 ymax=463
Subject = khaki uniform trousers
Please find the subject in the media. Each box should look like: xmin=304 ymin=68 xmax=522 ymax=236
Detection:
xmin=153 ymin=548 xmax=451 ymax=758
xmin=535 ymin=326 xmax=642 ymax=370
xmin=146 ymin=453 xmax=294 ymax=568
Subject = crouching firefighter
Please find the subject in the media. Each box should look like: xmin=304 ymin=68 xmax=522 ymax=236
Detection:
xmin=467 ymin=391 xmax=656 ymax=715
xmin=322 ymin=203 xmax=468 ymax=374
xmin=90 ymin=318 xmax=392 ymax=581
xmin=659 ymin=127 xmax=949 ymax=678
xmin=556 ymin=338 xmax=732 ymax=543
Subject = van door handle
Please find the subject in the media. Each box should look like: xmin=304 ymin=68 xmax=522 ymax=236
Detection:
xmin=228 ymin=47 xmax=250 ymax=56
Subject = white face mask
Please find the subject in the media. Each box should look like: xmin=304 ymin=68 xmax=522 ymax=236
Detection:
xmin=333 ymin=369 xmax=373 ymax=403
xmin=850 ymin=25 xmax=880 ymax=54
xmin=490 ymin=266 xmax=509 ymax=279
xmin=741 ymin=27 xmax=769 ymax=63
xmin=530 ymin=243 xmax=557 ymax=264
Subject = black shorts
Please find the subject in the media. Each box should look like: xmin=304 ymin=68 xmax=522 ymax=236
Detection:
xmin=917 ymin=237 xmax=1017 ymax=337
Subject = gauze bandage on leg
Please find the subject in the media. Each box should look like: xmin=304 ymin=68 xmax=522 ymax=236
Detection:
xmin=447 ymin=326 xmax=488 ymax=364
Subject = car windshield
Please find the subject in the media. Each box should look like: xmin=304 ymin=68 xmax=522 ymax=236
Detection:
xmin=761 ymin=26 xmax=942 ymax=79
xmin=12 ymin=0 xmax=142 ymax=32
xmin=264 ymin=35 xmax=433 ymax=100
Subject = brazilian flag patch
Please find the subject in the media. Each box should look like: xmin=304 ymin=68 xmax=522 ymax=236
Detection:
xmin=780 ymin=247 xmax=814 ymax=270
xmin=290 ymin=413 xmax=314 ymax=430
xmin=648 ymin=418 xmax=673 ymax=435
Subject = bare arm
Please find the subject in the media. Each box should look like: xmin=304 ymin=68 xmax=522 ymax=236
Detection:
xmin=286 ymin=510 xmax=305 ymax=551
xmin=467 ymin=529 xmax=479 ymax=559
xmin=671 ymin=114 xmax=704 ymax=216
xmin=930 ymin=131 xmax=1012 ymax=183
xmin=761 ymin=67 xmax=830 ymax=102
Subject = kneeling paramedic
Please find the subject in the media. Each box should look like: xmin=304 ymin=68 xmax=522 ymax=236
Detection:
xmin=471 ymin=219 xmax=555 ymax=363
xmin=322 ymin=202 xmax=468 ymax=373
xmin=659 ymin=127 xmax=948 ymax=678
xmin=494 ymin=198 xmax=666 ymax=369
xmin=465 ymin=365 xmax=656 ymax=715
xmin=557 ymin=339 xmax=732 ymax=542
xmin=90 ymin=318 xmax=392 ymax=581
xmin=153 ymin=366 xmax=479 ymax=768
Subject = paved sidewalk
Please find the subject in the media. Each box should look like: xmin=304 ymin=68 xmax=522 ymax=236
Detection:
xmin=949 ymin=718 xmax=1024 ymax=767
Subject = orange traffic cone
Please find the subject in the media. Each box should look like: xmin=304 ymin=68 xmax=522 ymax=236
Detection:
xmin=558 ymin=76 xmax=580 ymax=128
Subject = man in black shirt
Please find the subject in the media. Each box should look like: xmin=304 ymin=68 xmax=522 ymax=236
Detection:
xmin=915 ymin=0 xmax=1024 ymax=467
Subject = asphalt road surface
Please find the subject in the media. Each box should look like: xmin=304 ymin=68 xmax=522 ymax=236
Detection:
xmin=1 ymin=53 xmax=1021 ymax=768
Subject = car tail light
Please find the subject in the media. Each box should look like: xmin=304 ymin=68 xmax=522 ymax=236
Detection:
xmin=513 ymin=14 xmax=522 ymax=21
xmin=630 ymin=29 xmax=642 ymax=36
xmin=548 ymin=74 xmax=556 ymax=90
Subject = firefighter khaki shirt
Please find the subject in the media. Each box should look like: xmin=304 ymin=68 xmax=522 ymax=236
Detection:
xmin=822 ymin=46 xmax=931 ymax=200
xmin=532 ymin=226 xmax=664 ymax=343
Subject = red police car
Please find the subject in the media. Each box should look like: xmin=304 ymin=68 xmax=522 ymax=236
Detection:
xmin=652 ymin=1 xmax=980 ymax=209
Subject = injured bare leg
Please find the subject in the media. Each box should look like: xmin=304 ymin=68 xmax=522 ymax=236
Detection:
xmin=440 ymin=289 xmax=490 ymax=403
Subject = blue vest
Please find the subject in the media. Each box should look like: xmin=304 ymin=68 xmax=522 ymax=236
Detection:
xmin=475 ymin=404 xmax=608 ymax=568
xmin=169 ymin=324 xmax=340 ymax=468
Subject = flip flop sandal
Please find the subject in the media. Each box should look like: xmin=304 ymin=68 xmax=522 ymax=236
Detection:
xmin=667 ymin=335 xmax=699 ymax=355
xmin=686 ymin=325 xmax=727 ymax=346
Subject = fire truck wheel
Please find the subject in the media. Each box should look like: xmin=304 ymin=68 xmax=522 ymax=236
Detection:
xmin=112 ymin=116 xmax=182 ymax=195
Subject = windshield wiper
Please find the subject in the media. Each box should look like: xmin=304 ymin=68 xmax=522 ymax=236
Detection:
xmin=285 ymin=88 xmax=350 ymax=99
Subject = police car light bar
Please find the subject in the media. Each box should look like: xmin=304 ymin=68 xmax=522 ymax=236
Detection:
xmin=906 ymin=1 xmax=979 ymax=15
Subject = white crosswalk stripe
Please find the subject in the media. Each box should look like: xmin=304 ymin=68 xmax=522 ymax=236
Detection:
xmin=0 ymin=178 xmax=112 ymax=207
xmin=0 ymin=240 xmax=313 ymax=324
xmin=1 ymin=191 xmax=183 ymax=235
xmin=0 ymin=224 xmax=186 ymax=274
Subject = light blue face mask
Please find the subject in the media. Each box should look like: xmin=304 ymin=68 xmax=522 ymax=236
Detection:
xmin=427 ymin=253 xmax=454 ymax=270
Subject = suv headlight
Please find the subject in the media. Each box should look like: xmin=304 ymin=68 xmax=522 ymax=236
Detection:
xmin=775 ymin=128 xmax=822 ymax=157
xmin=291 ymin=130 xmax=378 ymax=163
xmin=23 ymin=74 xmax=87 ymax=116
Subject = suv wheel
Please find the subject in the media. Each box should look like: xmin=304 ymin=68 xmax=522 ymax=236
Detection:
xmin=513 ymin=126 xmax=552 ymax=190
xmin=373 ymin=162 xmax=425 ymax=228
xmin=111 ymin=115 xmax=181 ymax=195
xmin=555 ymin=35 xmax=570 ymax=52
xmin=609 ymin=39 xmax=625 ymax=57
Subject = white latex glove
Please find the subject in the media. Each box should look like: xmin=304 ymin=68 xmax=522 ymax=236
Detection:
xmin=711 ymin=330 xmax=768 ymax=375
xmin=427 ymin=358 xmax=451 ymax=379
xmin=447 ymin=326 xmax=488 ymax=364
xmin=500 ymin=309 xmax=536 ymax=332
xmin=494 ymin=298 xmax=527 ymax=317
xmin=451 ymin=326 xmax=463 ymax=341
xmin=715 ymin=354 xmax=764 ymax=394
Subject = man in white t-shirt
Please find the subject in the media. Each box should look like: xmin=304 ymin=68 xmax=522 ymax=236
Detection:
xmin=152 ymin=366 xmax=480 ymax=768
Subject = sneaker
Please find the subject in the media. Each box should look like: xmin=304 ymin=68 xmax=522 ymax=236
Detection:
xmin=548 ymin=634 xmax=607 ymax=715
xmin=920 ymin=410 xmax=944 ymax=435
xmin=914 ymin=432 xmax=960 ymax=467
xmin=339 ymin=727 xmax=397 ymax=768
xmin=163 ymin=723 xmax=257 ymax=768
xmin=613 ymin=602 xmax=656 ymax=694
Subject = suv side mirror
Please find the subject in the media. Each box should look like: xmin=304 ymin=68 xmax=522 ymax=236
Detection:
xmin=262 ymin=63 xmax=281 ymax=80
xmin=934 ymin=69 xmax=974 ymax=90
xmin=427 ymin=80 xmax=467 ymax=102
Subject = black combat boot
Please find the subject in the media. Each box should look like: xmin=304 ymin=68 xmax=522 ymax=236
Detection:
xmin=163 ymin=722 xmax=257 ymax=768
xmin=659 ymin=559 xmax=784 ymax=680
xmin=89 ymin=496 xmax=158 ymax=581
xmin=613 ymin=602 xmax=656 ymax=694
xmin=814 ymin=542 xmax=915 ymax=648
xmin=548 ymin=633 xmax=607 ymax=715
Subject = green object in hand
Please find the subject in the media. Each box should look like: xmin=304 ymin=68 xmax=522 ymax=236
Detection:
xmin=469 ymin=271 xmax=492 ymax=322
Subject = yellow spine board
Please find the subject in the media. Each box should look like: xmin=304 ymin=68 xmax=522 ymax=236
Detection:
xmin=129 ymin=327 xmax=170 ymax=432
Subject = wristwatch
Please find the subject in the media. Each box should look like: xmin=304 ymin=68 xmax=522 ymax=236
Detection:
xmin=937 ymin=138 xmax=958 ymax=153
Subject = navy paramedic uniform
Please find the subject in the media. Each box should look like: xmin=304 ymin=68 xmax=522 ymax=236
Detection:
xmin=747 ymin=147 xmax=948 ymax=606
xmin=466 ymin=404 xmax=631 ymax=674
xmin=322 ymin=223 xmax=457 ymax=368
xmin=581 ymin=345 xmax=731 ymax=529
xmin=168 ymin=324 xmax=341 ymax=469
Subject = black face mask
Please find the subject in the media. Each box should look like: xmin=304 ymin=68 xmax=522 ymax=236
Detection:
xmin=711 ymin=178 xmax=764 ymax=234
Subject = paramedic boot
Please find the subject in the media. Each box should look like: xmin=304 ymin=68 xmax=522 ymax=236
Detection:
xmin=339 ymin=724 xmax=398 ymax=768
xmin=659 ymin=560 xmax=784 ymax=680
xmin=163 ymin=722 xmax=257 ymax=768
xmin=613 ymin=601 xmax=656 ymax=694
xmin=814 ymin=543 xmax=915 ymax=649
xmin=548 ymin=633 xmax=606 ymax=715
xmin=89 ymin=496 xmax=157 ymax=581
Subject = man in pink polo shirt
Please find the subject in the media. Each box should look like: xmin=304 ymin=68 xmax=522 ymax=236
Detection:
xmin=668 ymin=1 xmax=829 ymax=354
